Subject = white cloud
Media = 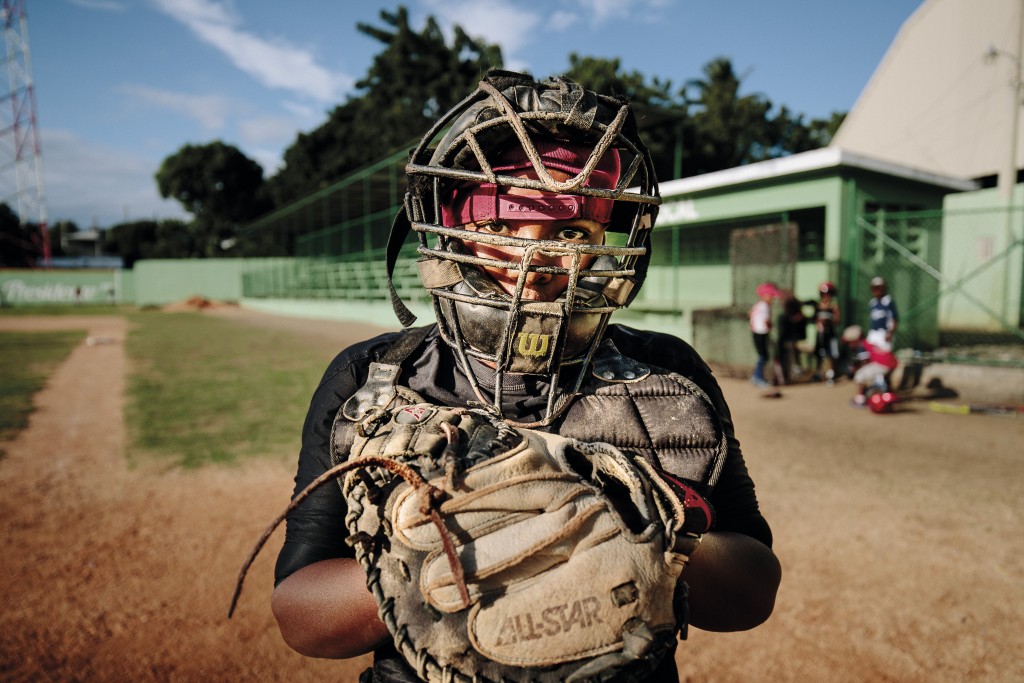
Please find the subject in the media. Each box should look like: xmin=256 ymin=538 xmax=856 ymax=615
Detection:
xmin=574 ymin=0 xmax=672 ymax=26
xmin=151 ymin=0 xmax=353 ymax=103
xmin=237 ymin=113 xmax=296 ymax=147
xmin=67 ymin=0 xmax=129 ymax=10
xmin=117 ymin=84 xmax=234 ymax=133
xmin=421 ymin=0 xmax=541 ymax=55
xmin=281 ymin=101 xmax=320 ymax=121
xmin=40 ymin=128 xmax=187 ymax=227
xmin=504 ymin=57 xmax=532 ymax=74
xmin=417 ymin=0 xmax=669 ymax=73
xmin=575 ymin=0 xmax=630 ymax=22
xmin=548 ymin=11 xmax=579 ymax=32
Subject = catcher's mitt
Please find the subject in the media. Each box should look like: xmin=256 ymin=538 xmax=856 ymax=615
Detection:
xmin=340 ymin=402 xmax=711 ymax=682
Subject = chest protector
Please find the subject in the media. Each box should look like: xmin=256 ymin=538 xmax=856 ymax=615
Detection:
xmin=331 ymin=327 xmax=725 ymax=682
xmin=333 ymin=327 xmax=728 ymax=498
xmin=558 ymin=345 xmax=728 ymax=494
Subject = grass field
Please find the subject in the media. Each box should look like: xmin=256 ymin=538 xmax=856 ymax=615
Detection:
xmin=123 ymin=310 xmax=328 ymax=468
xmin=0 ymin=329 xmax=84 ymax=456
xmin=0 ymin=306 xmax=330 ymax=468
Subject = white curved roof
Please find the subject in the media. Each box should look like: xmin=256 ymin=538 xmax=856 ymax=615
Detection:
xmin=832 ymin=0 xmax=1024 ymax=186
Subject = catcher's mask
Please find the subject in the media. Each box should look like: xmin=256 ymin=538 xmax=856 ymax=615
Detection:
xmin=385 ymin=69 xmax=661 ymax=425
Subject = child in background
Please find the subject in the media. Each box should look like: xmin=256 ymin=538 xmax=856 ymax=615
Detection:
xmin=813 ymin=281 xmax=841 ymax=384
xmin=867 ymin=276 xmax=898 ymax=351
xmin=774 ymin=289 xmax=809 ymax=385
xmin=842 ymin=325 xmax=898 ymax=407
xmin=750 ymin=282 xmax=778 ymax=387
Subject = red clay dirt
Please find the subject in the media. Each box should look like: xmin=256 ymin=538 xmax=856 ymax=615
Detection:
xmin=1 ymin=309 xmax=1022 ymax=682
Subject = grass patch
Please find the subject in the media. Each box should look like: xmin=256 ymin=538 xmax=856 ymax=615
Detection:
xmin=124 ymin=310 xmax=330 ymax=468
xmin=0 ymin=330 xmax=84 ymax=456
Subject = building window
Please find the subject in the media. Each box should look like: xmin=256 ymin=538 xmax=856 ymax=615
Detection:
xmin=862 ymin=203 xmax=929 ymax=260
xmin=792 ymin=207 xmax=825 ymax=262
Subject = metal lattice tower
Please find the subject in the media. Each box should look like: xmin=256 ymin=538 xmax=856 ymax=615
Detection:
xmin=0 ymin=0 xmax=48 ymax=264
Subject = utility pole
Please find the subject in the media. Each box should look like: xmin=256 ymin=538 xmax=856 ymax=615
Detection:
xmin=985 ymin=0 xmax=1024 ymax=324
xmin=0 ymin=0 xmax=48 ymax=266
xmin=988 ymin=0 xmax=1024 ymax=201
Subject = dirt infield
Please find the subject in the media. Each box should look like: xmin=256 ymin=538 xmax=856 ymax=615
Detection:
xmin=1 ymin=309 xmax=1022 ymax=682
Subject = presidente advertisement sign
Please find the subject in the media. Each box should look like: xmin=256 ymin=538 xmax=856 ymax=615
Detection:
xmin=1 ymin=278 xmax=116 ymax=305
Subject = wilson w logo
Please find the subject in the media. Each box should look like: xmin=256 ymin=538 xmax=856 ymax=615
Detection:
xmin=516 ymin=332 xmax=550 ymax=358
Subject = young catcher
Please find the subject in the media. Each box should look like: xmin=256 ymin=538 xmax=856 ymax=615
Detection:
xmin=269 ymin=70 xmax=781 ymax=683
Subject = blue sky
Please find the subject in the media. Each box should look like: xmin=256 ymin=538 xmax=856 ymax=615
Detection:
xmin=30 ymin=0 xmax=923 ymax=228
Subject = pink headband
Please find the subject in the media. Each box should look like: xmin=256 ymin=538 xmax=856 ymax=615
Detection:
xmin=442 ymin=142 xmax=620 ymax=228
xmin=443 ymin=184 xmax=614 ymax=225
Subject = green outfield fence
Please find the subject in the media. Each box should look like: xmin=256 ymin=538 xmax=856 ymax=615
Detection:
xmin=238 ymin=145 xmax=428 ymax=308
xmin=241 ymin=148 xmax=408 ymax=260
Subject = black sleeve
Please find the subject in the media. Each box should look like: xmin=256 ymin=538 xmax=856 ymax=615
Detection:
xmin=695 ymin=371 xmax=774 ymax=547
xmin=273 ymin=332 xmax=401 ymax=586
xmin=608 ymin=325 xmax=773 ymax=549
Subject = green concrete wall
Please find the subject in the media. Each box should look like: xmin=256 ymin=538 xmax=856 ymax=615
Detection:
xmin=653 ymin=166 xmax=965 ymax=356
xmin=240 ymin=297 xmax=431 ymax=330
xmin=940 ymin=186 xmax=1024 ymax=330
xmin=132 ymin=258 xmax=293 ymax=307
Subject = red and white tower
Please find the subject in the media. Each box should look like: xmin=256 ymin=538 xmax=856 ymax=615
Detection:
xmin=0 ymin=0 xmax=48 ymax=265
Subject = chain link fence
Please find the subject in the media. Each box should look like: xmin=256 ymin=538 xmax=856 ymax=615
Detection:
xmin=851 ymin=206 xmax=1024 ymax=367
xmin=239 ymin=146 xmax=424 ymax=304
xmin=241 ymin=248 xmax=427 ymax=305
xmin=730 ymin=222 xmax=799 ymax=310
xmin=240 ymin=148 xmax=407 ymax=259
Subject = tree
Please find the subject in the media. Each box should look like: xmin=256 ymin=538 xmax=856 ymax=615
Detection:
xmin=776 ymin=110 xmax=846 ymax=152
xmin=103 ymin=220 xmax=156 ymax=268
xmin=563 ymin=55 xmax=836 ymax=182
xmin=354 ymin=7 xmax=502 ymax=146
xmin=151 ymin=16 xmax=841 ymax=260
xmin=156 ymin=141 xmax=268 ymax=223
xmin=268 ymin=6 xmax=502 ymax=206
xmin=103 ymin=218 xmax=197 ymax=267
xmin=0 ymin=203 xmax=44 ymax=267
xmin=682 ymin=58 xmax=776 ymax=174
xmin=564 ymin=54 xmax=687 ymax=183
xmin=155 ymin=141 xmax=270 ymax=256
xmin=47 ymin=220 xmax=80 ymax=259
xmin=564 ymin=54 xmax=675 ymax=106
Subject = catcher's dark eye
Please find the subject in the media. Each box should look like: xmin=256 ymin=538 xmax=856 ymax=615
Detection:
xmin=472 ymin=220 xmax=513 ymax=236
xmin=555 ymin=224 xmax=593 ymax=242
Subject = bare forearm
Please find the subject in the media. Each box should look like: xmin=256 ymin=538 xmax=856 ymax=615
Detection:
xmin=683 ymin=531 xmax=781 ymax=632
xmin=271 ymin=558 xmax=389 ymax=659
